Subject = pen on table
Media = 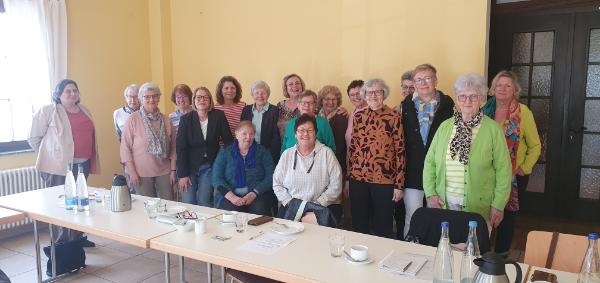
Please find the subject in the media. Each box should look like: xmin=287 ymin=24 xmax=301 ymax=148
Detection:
xmin=402 ymin=261 xmax=412 ymax=272
xmin=249 ymin=231 xmax=265 ymax=240
xmin=207 ymin=213 xmax=223 ymax=220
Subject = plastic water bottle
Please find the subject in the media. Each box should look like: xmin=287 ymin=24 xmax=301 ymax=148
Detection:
xmin=460 ymin=221 xmax=481 ymax=283
xmin=64 ymin=163 xmax=77 ymax=210
xmin=579 ymin=232 xmax=600 ymax=283
xmin=76 ymin=163 xmax=90 ymax=211
xmin=433 ymin=221 xmax=454 ymax=283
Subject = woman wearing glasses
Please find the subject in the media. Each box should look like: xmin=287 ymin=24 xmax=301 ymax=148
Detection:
xmin=399 ymin=64 xmax=454 ymax=239
xmin=273 ymin=114 xmax=342 ymax=226
xmin=212 ymin=121 xmax=276 ymax=216
xmin=347 ymin=78 xmax=405 ymax=238
xmin=176 ymin=87 xmax=233 ymax=207
xmin=280 ymin=90 xmax=336 ymax=153
xmin=423 ymin=74 xmax=511 ymax=228
xmin=120 ymin=82 xmax=176 ymax=199
xmin=168 ymin=84 xmax=194 ymax=131
xmin=317 ymin=85 xmax=348 ymax=173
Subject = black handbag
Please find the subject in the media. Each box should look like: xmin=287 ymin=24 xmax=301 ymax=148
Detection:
xmin=43 ymin=237 xmax=86 ymax=276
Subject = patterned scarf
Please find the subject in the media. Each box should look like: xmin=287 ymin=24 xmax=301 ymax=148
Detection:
xmin=124 ymin=106 xmax=136 ymax=114
xmin=483 ymin=97 xmax=521 ymax=211
xmin=450 ymin=110 xmax=483 ymax=165
xmin=140 ymin=107 xmax=169 ymax=159
xmin=232 ymin=140 xmax=257 ymax=188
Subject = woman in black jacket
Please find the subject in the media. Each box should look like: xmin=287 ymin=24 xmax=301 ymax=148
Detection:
xmin=177 ymin=86 xmax=233 ymax=207
xmin=240 ymin=80 xmax=281 ymax=163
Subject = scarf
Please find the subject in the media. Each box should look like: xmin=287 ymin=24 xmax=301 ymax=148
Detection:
xmin=318 ymin=107 xmax=339 ymax=121
xmin=232 ymin=140 xmax=257 ymax=188
xmin=124 ymin=106 xmax=136 ymax=114
xmin=483 ymin=97 xmax=521 ymax=211
xmin=140 ymin=107 xmax=169 ymax=159
xmin=450 ymin=110 xmax=483 ymax=165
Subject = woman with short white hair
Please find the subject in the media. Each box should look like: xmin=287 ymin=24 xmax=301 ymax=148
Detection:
xmin=423 ymin=74 xmax=511 ymax=227
xmin=120 ymin=82 xmax=176 ymax=199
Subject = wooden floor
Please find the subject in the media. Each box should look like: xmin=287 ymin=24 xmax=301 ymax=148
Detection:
xmin=503 ymin=213 xmax=600 ymax=261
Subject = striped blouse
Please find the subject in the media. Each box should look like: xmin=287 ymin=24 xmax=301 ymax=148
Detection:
xmin=214 ymin=101 xmax=247 ymax=135
xmin=445 ymin=124 xmax=481 ymax=206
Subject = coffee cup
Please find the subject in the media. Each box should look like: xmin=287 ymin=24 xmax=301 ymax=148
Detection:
xmin=222 ymin=212 xmax=236 ymax=223
xmin=350 ymin=245 xmax=369 ymax=261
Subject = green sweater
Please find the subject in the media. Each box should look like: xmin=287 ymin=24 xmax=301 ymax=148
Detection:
xmin=423 ymin=116 xmax=511 ymax=220
xmin=515 ymin=104 xmax=541 ymax=175
xmin=280 ymin=116 xmax=336 ymax=154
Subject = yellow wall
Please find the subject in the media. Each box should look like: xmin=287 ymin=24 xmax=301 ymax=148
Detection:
xmin=169 ymin=0 xmax=490 ymax=108
xmin=1 ymin=0 xmax=489 ymax=187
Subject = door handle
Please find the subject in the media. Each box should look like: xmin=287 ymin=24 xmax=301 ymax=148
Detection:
xmin=568 ymin=126 xmax=587 ymax=144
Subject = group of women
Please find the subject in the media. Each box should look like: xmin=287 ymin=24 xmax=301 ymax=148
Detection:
xmin=28 ymin=66 xmax=540 ymax=255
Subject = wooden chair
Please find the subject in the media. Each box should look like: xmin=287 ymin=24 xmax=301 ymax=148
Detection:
xmin=524 ymin=231 xmax=590 ymax=273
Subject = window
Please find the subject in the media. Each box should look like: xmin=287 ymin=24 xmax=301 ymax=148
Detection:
xmin=0 ymin=0 xmax=65 ymax=154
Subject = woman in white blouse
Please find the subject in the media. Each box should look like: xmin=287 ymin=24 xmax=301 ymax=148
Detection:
xmin=273 ymin=114 xmax=342 ymax=225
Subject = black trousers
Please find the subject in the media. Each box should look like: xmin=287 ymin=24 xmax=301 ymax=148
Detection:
xmin=394 ymin=200 xmax=406 ymax=240
xmin=349 ymin=179 xmax=395 ymax=238
xmin=495 ymin=174 xmax=530 ymax=253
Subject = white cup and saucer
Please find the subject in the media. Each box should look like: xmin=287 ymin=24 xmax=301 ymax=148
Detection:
xmin=345 ymin=245 xmax=373 ymax=265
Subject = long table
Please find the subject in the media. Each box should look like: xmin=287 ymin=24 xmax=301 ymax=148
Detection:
xmin=0 ymin=186 xmax=568 ymax=283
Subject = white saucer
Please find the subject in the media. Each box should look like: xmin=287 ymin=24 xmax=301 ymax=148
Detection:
xmin=270 ymin=222 xmax=304 ymax=235
xmin=219 ymin=220 xmax=235 ymax=225
xmin=344 ymin=254 xmax=373 ymax=265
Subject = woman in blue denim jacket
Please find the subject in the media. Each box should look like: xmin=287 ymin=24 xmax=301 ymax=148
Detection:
xmin=212 ymin=121 xmax=276 ymax=216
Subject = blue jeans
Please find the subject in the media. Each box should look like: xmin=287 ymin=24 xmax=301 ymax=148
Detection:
xmin=181 ymin=163 xmax=214 ymax=207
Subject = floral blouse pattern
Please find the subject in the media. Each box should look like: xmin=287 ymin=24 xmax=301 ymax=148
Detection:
xmin=348 ymin=105 xmax=406 ymax=190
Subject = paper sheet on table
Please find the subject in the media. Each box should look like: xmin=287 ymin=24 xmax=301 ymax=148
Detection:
xmin=238 ymin=232 xmax=296 ymax=255
xmin=379 ymin=251 xmax=431 ymax=278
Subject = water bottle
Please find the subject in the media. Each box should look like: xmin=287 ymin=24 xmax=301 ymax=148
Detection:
xmin=433 ymin=221 xmax=454 ymax=283
xmin=64 ymin=163 xmax=77 ymax=210
xmin=76 ymin=163 xmax=90 ymax=211
xmin=460 ymin=221 xmax=481 ymax=283
xmin=579 ymin=232 xmax=600 ymax=283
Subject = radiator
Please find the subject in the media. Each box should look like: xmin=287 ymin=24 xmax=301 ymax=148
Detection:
xmin=0 ymin=166 xmax=43 ymax=231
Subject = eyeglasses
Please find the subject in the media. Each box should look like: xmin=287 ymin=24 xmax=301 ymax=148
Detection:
xmin=414 ymin=77 xmax=434 ymax=85
xmin=365 ymin=89 xmax=384 ymax=97
xmin=457 ymin=94 xmax=481 ymax=102
xmin=296 ymin=128 xmax=315 ymax=134
xmin=175 ymin=95 xmax=187 ymax=101
xmin=323 ymin=98 xmax=337 ymax=102
xmin=143 ymin=94 xmax=159 ymax=100
xmin=195 ymin=96 xmax=211 ymax=101
xmin=299 ymin=101 xmax=315 ymax=106
xmin=401 ymin=85 xmax=415 ymax=91
xmin=176 ymin=210 xmax=197 ymax=220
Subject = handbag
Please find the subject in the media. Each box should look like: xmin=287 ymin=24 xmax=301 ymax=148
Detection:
xmin=43 ymin=237 xmax=86 ymax=276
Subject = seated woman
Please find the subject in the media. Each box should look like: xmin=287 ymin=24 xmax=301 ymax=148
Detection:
xmin=423 ymin=74 xmax=511 ymax=228
xmin=212 ymin=121 xmax=276 ymax=216
xmin=273 ymin=114 xmax=342 ymax=227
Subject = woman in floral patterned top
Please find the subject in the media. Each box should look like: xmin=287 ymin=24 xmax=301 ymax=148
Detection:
xmin=276 ymin=73 xmax=304 ymax=137
xmin=347 ymin=78 xmax=406 ymax=238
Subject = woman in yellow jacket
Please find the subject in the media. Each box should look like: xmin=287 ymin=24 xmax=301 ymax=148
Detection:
xmin=482 ymin=70 xmax=541 ymax=256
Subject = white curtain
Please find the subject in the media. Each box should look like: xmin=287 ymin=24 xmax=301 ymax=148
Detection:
xmin=0 ymin=0 xmax=66 ymax=142
xmin=39 ymin=0 xmax=67 ymax=87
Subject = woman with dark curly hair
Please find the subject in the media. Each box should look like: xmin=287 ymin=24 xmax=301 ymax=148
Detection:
xmin=214 ymin=76 xmax=246 ymax=135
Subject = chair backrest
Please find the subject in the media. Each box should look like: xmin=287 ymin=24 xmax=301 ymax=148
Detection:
xmin=406 ymin=207 xmax=490 ymax=253
xmin=524 ymin=231 xmax=590 ymax=273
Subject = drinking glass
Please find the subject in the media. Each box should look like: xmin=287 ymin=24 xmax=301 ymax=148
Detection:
xmin=235 ymin=213 xmax=248 ymax=233
xmin=329 ymin=234 xmax=345 ymax=257
xmin=144 ymin=199 xmax=159 ymax=219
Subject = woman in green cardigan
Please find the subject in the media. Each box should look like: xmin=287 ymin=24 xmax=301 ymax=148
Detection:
xmin=482 ymin=70 xmax=541 ymax=255
xmin=423 ymin=74 xmax=511 ymax=228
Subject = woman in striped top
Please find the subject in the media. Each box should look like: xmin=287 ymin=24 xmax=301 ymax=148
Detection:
xmin=423 ymin=74 xmax=511 ymax=228
xmin=214 ymin=76 xmax=247 ymax=135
